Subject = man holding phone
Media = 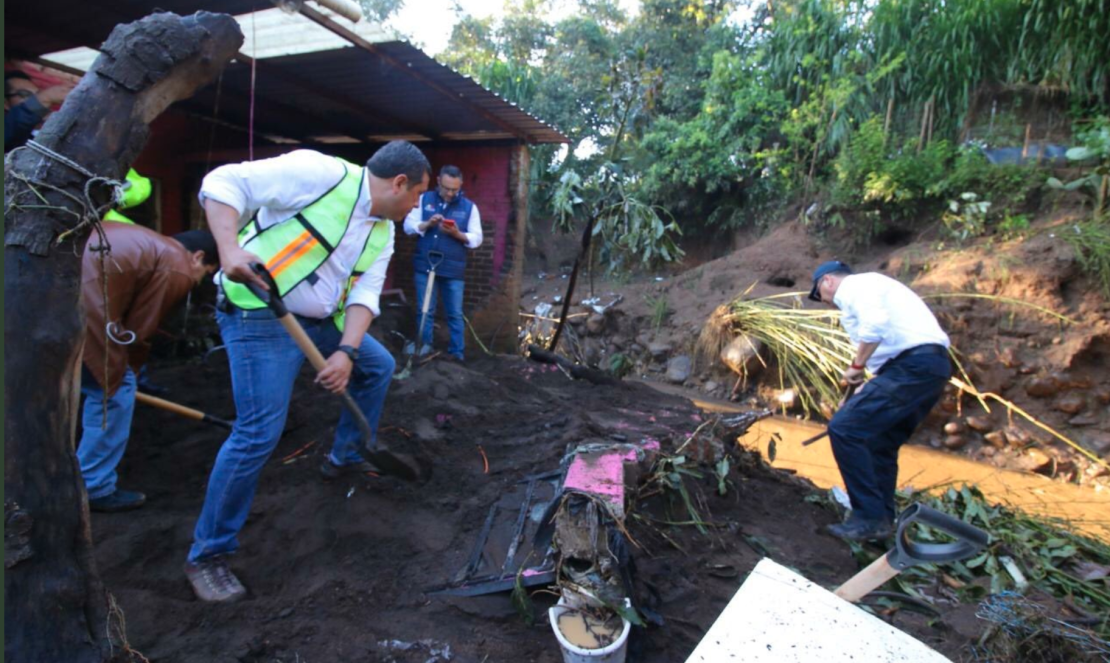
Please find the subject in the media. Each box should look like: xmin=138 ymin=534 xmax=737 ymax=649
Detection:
xmin=403 ymin=164 xmax=483 ymax=361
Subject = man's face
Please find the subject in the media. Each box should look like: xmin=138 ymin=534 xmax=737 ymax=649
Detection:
xmin=385 ymin=171 xmax=430 ymax=222
xmin=818 ymin=274 xmax=838 ymax=307
xmin=5 ymin=78 xmax=37 ymax=111
xmin=438 ymin=174 xmax=462 ymax=203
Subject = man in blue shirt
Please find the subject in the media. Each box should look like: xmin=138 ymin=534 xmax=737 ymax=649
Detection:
xmin=403 ymin=165 xmax=484 ymax=361
xmin=5 ymin=70 xmax=72 ymax=151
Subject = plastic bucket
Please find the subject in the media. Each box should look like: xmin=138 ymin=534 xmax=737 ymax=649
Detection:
xmin=549 ymin=597 xmax=631 ymax=663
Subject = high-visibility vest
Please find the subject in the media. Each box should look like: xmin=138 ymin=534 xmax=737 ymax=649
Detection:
xmin=222 ymin=158 xmax=391 ymax=330
xmin=103 ymin=169 xmax=153 ymax=225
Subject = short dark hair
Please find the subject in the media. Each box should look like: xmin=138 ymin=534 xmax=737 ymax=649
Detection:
xmin=174 ymin=230 xmax=219 ymax=266
xmin=5 ymin=70 xmax=32 ymax=95
xmin=366 ymin=141 xmax=431 ymax=189
xmin=439 ymin=165 xmax=463 ymax=179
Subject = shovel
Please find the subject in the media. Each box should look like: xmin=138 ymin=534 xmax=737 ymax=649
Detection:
xmin=244 ymin=263 xmax=423 ymax=481
xmin=395 ymin=250 xmax=445 ymax=381
xmin=135 ymin=391 xmax=233 ymax=430
xmin=834 ymin=502 xmax=990 ymax=601
xmin=685 ymin=503 xmax=989 ymax=662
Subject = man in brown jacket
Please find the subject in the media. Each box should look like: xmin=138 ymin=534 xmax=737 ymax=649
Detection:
xmin=80 ymin=223 xmax=218 ymax=512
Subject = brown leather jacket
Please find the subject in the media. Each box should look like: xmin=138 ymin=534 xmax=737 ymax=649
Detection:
xmin=82 ymin=224 xmax=196 ymax=395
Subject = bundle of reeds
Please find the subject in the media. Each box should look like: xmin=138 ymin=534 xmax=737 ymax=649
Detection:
xmin=698 ymin=285 xmax=855 ymax=415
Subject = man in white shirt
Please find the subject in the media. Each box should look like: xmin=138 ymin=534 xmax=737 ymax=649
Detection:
xmin=403 ymin=165 xmax=483 ymax=361
xmin=184 ymin=141 xmax=430 ymax=602
xmin=810 ymin=260 xmax=951 ymax=541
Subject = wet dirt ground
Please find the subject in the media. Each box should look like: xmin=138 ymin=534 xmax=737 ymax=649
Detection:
xmin=93 ymin=352 xmax=979 ymax=662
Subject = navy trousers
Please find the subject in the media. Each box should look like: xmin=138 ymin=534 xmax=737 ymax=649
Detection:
xmin=828 ymin=348 xmax=951 ymax=522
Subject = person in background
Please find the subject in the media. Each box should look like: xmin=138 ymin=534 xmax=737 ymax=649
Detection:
xmin=403 ymin=164 xmax=483 ymax=361
xmin=4 ymin=70 xmax=72 ymax=151
xmin=809 ymin=260 xmax=951 ymax=541
xmin=80 ymin=225 xmax=219 ymax=512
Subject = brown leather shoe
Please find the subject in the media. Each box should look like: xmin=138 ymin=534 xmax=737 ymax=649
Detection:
xmin=184 ymin=556 xmax=247 ymax=603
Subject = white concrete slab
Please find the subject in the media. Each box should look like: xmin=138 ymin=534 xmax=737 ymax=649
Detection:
xmin=685 ymin=558 xmax=951 ymax=663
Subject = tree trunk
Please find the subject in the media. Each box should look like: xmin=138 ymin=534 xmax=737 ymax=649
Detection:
xmin=4 ymin=13 xmax=242 ymax=662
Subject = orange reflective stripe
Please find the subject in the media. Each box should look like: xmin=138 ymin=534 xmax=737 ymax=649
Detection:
xmin=265 ymin=230 xmax=315 ymax=277
xmin=269 ymin=236 xmax=319 ymax=279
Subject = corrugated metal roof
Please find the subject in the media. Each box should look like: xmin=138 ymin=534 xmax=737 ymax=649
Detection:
xmin=11 ymin=1 xmax=568 ymax=144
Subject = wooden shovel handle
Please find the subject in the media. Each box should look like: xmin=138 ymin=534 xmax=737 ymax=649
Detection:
xmin=135 ymin=392 xmax=205 ymax=421
xmin=276 ymin=314 xmax=330 ymax=372
xmin=834 ymin=553 xmax=900 ymax=603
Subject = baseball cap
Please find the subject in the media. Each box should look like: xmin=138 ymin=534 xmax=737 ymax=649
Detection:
xmin=808 ymin=260 xmax=852 ymax=302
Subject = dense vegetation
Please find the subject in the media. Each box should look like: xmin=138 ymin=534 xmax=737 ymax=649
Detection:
xmin=433 ymin=0 xmax=1109 ymax=263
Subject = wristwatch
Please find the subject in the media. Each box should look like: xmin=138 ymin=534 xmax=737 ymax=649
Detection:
xmin=337 ymin=344 xmax=359 ymax=362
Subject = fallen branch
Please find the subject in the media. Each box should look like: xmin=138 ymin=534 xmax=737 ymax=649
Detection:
xmin=526 ymin=344 xmax=618 ymax=385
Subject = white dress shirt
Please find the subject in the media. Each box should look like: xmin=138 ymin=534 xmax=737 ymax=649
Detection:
xmin=834 ymin=272 xmax=950 ymax=372
xmin=200 ymin=149 xmax=394 ymax=319
xmin=402 ymin=197 xmax=483 ymax=249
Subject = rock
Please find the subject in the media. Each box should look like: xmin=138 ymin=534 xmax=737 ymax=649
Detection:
xmin=997 ymin=347 xmax=1022 ymax=369
xmin=984 ymin=431 xmax=1008 ymax=448
xmin=720 ymin=335 xmax=763 ymax=376
xmin=944 ymin=421 xmax=965 ymax=435
xmin=980 ymin=446 xmax=997 ymax=457
xmin=569 ymin=315 xmax=586 ymax=329
xmin=1094 ymin=387 xmax=1110 ymax=405
xmin=1069 ymin=412 xmax=1100 ymax=427
xmin=943 ymin=435 xmax=967 ymax=450
xmin=969 ymin=351 xmax=991 ymax=368
xmin=665 ymin=355 xmax=692 ymax=384
xmin=1004 ymin=425 xmax=1032 ymax=446
xmin=704 ymin=381 xmax=719 ymax=393
xmin=1025 ymin=376 xmax=1061 ymax=398
xmin=648 ymin=341 xmax=672 ymax=359
xmin=1055 ymin=393 xmax=1086 ymax=415
xmin=966 ymin=416 xmax=993 ymax=433
xmin=586 ymin=314 xmax=606 ymax=335
xmin=1021 ymin=448 xmax=1054 ymax=474
xmin=939 ymin=398 xmax=958 ymax=413
xmin=1083 ymin=431 xmax=1110 ymax=456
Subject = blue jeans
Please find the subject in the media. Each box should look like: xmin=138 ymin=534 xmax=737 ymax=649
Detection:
xmin=78 ymin=366 xmax=137 ymax=499
xmin=413 ymin=270 xmax=465 ymax=360
xmin=188 ymin=307 xmax=395 ymax=562
xmin=828 ymin=349 xmax=951 ymax=522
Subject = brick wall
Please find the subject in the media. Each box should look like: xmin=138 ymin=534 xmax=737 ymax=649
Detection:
xmin=389 ymin=144 xmax=527 ymax=353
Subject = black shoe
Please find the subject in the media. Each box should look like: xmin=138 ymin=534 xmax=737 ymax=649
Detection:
xmin=89 ymin=489 xmax=146 ymax=513
xmin=319 ymin=458 xmax=379 ymax=481
xmin=826 ymin=517 xmax=893 ymax=542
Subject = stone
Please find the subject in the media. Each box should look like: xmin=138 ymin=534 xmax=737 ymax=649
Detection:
xmin=966 ymin=416 xmax=993 ymax=433
xmin=997 ymin=347 xmax=1021 ymax=369
xmin=1094 ymin=387 xmax=1110 ymax=405
xmin=704 ymin=381 xmax=719 ymax=393
xmin=969 ymin=351 xmax=991 ymax=368
xmin=1021 ymin=448 xmax=1054 ymax=474
xmin=720 ymin=335 xmax=763 ymax=376
xmin=944 ymin=421 xmax=965 ymax=435
xmin=1069 ymin=412 xmax=1100 ymax=427
xmin=648 ymin=341 xmax=672 ymax=359
xmin=1025 ymin=376 xmax=1061 ymax=398
xmin=586 ymin=314 xmax=606 ymax=335
xmin=984 ymin=431 xmax=1008 ymax=448
xmin=1055 ymin=393 xmax=1086 ymax=415
xmin=980 ymin=445 xmax=997 ymax=457
xmin=666 ymin=355 xmax=693 ymax=384
xmin=943 ymin=435 xmax=967 ymax=450
xmin=1083 ymin=431 xmax=1110 ymax=456
xmin=1004 ymin=425 xmax=1032 ymax=446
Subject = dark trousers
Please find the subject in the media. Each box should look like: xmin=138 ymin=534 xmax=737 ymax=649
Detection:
xmin=828 ymin=347 xmax=951 ymax=522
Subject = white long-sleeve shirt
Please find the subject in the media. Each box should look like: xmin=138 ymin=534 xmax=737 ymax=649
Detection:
xmin=199 ymin=149 xmax=394 ymax=319
xmin=402 ymin=198 xmax=482 ymax=249
xmin=834 ymin=272 xmax=950 ymax=373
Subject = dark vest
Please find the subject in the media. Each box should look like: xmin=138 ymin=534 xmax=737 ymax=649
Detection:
xmin=413 ymin=190 xmax=474 ymax=280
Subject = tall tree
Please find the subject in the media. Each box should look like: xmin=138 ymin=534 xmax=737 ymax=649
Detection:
xmin=4 ymin=12 xmax=242 ymax=662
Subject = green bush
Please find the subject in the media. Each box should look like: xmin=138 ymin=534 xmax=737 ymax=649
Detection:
xmin=941 ymin=146 xmax=1041 ymax=214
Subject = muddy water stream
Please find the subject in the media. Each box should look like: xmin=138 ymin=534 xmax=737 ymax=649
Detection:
xmin=556 ymin=610 xmax=621 ymax=649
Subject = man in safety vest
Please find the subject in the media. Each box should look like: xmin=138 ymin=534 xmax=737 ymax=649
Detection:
xmin=185 ymin=141 xmax=431 ymax=603
xmin=403 ymin=164 xmax=483 ymax=361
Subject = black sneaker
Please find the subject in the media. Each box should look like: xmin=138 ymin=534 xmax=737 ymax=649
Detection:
xmin=319 ymin=458 xmax=379 ymax=481
xmin=184 ymin=556 xmax=247 ymax=603
xmin=89 ymin=489 xmax=146 ymax=513
xmin=826 ymin=517 xmax=893 ymax=542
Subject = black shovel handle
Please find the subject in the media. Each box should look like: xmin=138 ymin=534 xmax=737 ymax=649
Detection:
xmin=889 ymin=503 xmax=990 ymax=569
xmin=245 ymin=263 xmax=287 ymax=317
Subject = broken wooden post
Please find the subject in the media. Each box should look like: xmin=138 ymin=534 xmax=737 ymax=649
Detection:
xmin=4 ymin=12 xmax=242 ymax=662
